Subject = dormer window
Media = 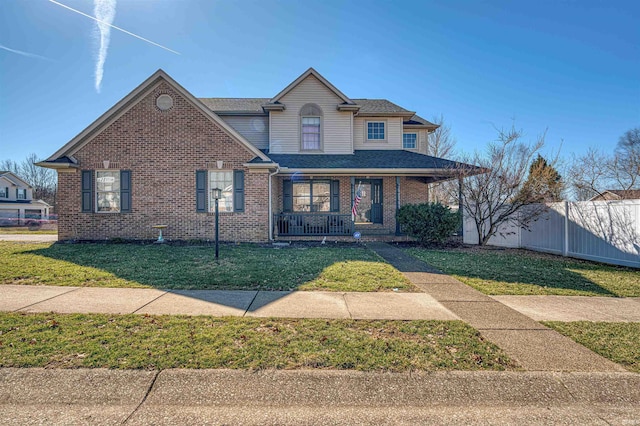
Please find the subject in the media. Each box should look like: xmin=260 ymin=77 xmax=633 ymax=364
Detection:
xmin=300 ymin=103 xmax=322 ymax=151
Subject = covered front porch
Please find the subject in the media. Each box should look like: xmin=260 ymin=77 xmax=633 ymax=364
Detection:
xmin=261 ymin=150 xmax=473 ymax=241
xmin=271 ymin=175 xmax=453 ymax=239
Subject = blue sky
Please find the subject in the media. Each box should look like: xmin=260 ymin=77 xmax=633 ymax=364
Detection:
xmin=1 ymin=0 xmax=638 ymax=166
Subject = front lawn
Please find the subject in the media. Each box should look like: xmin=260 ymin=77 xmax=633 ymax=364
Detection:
xmin=407 ymin=248 xmax=640 ymax=297
xmin=0 ymin=312 xmax=516 ymax=371
xmin=544 ymin=321 xmax=640 ymax=373
xmin=0 ymin=242 xmax=416 ymax=292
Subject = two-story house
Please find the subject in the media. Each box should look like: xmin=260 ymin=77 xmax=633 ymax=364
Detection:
xmin=0 ymin=171 xmax=51 ymax=225
xmin=38 ymin=68 xmax=473 ymax=242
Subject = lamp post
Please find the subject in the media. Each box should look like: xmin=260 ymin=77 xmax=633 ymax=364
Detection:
xmin=212 ymin=188 xmax=222 ymax=260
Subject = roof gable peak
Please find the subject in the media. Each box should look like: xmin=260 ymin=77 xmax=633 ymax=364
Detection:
xmin=42 ymin=69 xmax=270 ymax=166
xmin=269 ymin=67 xmax=355 ymax=105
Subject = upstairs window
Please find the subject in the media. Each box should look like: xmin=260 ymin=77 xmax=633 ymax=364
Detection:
xmin=16 ymin=189 xmax=27 ymax=199
xmin=367 ymin=121 xmax=386 ymax=140
xmin=300 ymin=104 xmax=322 ymax=151
xmin=0 ymin=187 xmax=7 ymax=198
xmin=403 ymin=133 xmax=417 ymax=149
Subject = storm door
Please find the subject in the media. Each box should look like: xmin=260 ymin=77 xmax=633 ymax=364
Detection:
xmin=353 ymin=179 xmax=383 ymax=224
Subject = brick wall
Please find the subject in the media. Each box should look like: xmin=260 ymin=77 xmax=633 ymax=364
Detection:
xmin=58 ymin=82 xmax=270 ymax=242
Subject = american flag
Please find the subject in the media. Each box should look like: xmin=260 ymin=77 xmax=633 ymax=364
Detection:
xmin=351 ymin=183 xmax=362 ymax=221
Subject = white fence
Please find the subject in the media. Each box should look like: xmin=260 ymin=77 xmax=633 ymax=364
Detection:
xmin=463 ymin=201 xmax=640 ymax=268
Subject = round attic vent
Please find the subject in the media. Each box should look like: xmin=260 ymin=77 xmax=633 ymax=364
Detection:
xmin=156 ymin=94 xmax=173 ymax=111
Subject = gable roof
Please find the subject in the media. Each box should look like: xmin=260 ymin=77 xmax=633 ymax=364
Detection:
xmin=197 ymin=97 xmax=437 ymax=128
xmin=38 ymin=70 xmax=271 ymax=169
xmin=268 ymin=67 xmax=356 ymax=105
xmin=0 ymin=171 xmax=31 ymax=188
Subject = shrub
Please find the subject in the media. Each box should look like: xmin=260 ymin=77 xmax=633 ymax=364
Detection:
xmin=397 ymin=203 xmax=460 ymax=245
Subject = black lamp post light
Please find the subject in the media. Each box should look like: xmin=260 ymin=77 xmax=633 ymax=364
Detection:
xmin=212 ymin=188 xmax=222 ymax=260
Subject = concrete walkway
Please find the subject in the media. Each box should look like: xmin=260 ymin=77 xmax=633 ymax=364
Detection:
xmin=493 ymin=295 xmax=640 ymax=322
xmin=1 ymin=368 xmax=638 ymax=425
xmin=3 ymin=285 xmax=639 ymax=323
xmin=0 ymin=233 xmax=58 ymax=242
xmin=368 ymin=243 xmax=629 ymax=372
xmin=0 ymin=285 xmax=458 ymax=321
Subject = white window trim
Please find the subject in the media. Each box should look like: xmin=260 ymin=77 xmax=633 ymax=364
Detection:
xmin=95 ymin=170 xmax=121 ymax=213
xmin=0 ymin=188 xmax=8 ymax=198
xmin=17 ymin=189 xmax=27 ymax=200
xmin=208 ymin=170 xmax=234 ymax=213
xmin=403 ymin=132 xmax=418 ymax=150
xmin=365 ymin=120 xmax=387 ymax=142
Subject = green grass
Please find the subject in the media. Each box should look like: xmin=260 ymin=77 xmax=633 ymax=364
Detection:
xmin=0 ymin=312 xmax=516 ymax=371
xmin=407 ymin=248 xmax=640 ymax=296
xmin=544 ymin=321 xmax=640 ymax=373
xmin=0 ymin=227 xmax=57 ymax=235
xmin=0 ymin=242 xmax=416 ymax=292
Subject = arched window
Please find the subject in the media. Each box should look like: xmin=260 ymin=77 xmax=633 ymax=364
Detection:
xmin=300 ymin=103 xmax=323 ymax=151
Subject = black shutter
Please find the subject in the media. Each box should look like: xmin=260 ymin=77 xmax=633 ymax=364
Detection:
xmin=81 ymin=170 xmax=93 ymax=213
xmin=283 ymin=180 xmax=293 ymax=212
xmin=233 ymin=170 xmax=245 ymax=212
xmin=196 ymin=170 xmax=207 ymax=212
xmin=120 ymin=170 xmax=131 ymax=213
xmin=330 ymin=180 xmax=340 ymax=212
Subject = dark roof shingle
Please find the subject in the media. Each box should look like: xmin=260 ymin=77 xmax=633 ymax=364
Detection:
xmin=198 ymin=98 xmax=269 ymax=113
xmin=258 ymin=150 xmax=471 ymax=170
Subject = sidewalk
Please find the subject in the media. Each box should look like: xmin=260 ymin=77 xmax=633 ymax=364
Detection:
xmin=2 ymin=284 xmax=639 ymax=322
xmin=0 ymin=285 xmax=458 ymax=320
xmin=367 ymin=243 xmax=630 ymax=372
xmin=1 ymin=368 xmax=639 ymax=425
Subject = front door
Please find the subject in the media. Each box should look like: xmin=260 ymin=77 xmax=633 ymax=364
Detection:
xmin=354 ymin=179 xmax=383 ymax=224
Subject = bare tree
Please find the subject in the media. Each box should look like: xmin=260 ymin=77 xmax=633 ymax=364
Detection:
xmin=569 ymin=128 xmax=640 ymax=200
xmin=427 ymin=115 xmax=458 ymax=205
xmin=457 ymin=125 xmax=550 ymax=246
xmin=0 ymin=153 xmax=57 ymax=208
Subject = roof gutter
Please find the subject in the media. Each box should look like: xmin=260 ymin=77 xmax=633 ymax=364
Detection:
xmin=276 ymin=167 xmax=466 ymax=176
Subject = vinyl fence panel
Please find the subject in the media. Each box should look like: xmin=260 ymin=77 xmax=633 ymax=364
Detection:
xmin=463 ymin=201 xmax=640 ymax=268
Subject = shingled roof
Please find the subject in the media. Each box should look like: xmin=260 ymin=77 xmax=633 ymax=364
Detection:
xmin=198 ymin=97 xmax=437 ymax=128
xmin=250 ymin=150 xmax=474 ymax=172
xmin=198 ymin=98 xmax=270 ymax=114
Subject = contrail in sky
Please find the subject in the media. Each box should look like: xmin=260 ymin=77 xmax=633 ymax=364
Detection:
xmin=0 ymin=44 xmax=53 ymax=61
xmin=93 ymin=0 xmax=116 ymax=93
xmin=48 ymin=0 xmax=181 ymax=54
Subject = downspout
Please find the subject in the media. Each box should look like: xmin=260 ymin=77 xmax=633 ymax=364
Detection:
xmin=268 ymin=166 xmax=281 ymax=241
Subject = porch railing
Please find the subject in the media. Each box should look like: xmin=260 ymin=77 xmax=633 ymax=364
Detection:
xmin=274 ymin=213 xmax=353 ymax=237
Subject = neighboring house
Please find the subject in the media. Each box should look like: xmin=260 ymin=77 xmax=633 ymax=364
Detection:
xmin=38 ymin=68 xmax=474 ymax=242
xmin=588 ymin=190 xmax=640 ymax=201
xmin=0 ymin=171 xmax=51 ymax=225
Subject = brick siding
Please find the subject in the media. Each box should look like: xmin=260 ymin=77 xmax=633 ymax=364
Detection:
xmin=57 ymin=82 xmax=269 ymax=242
